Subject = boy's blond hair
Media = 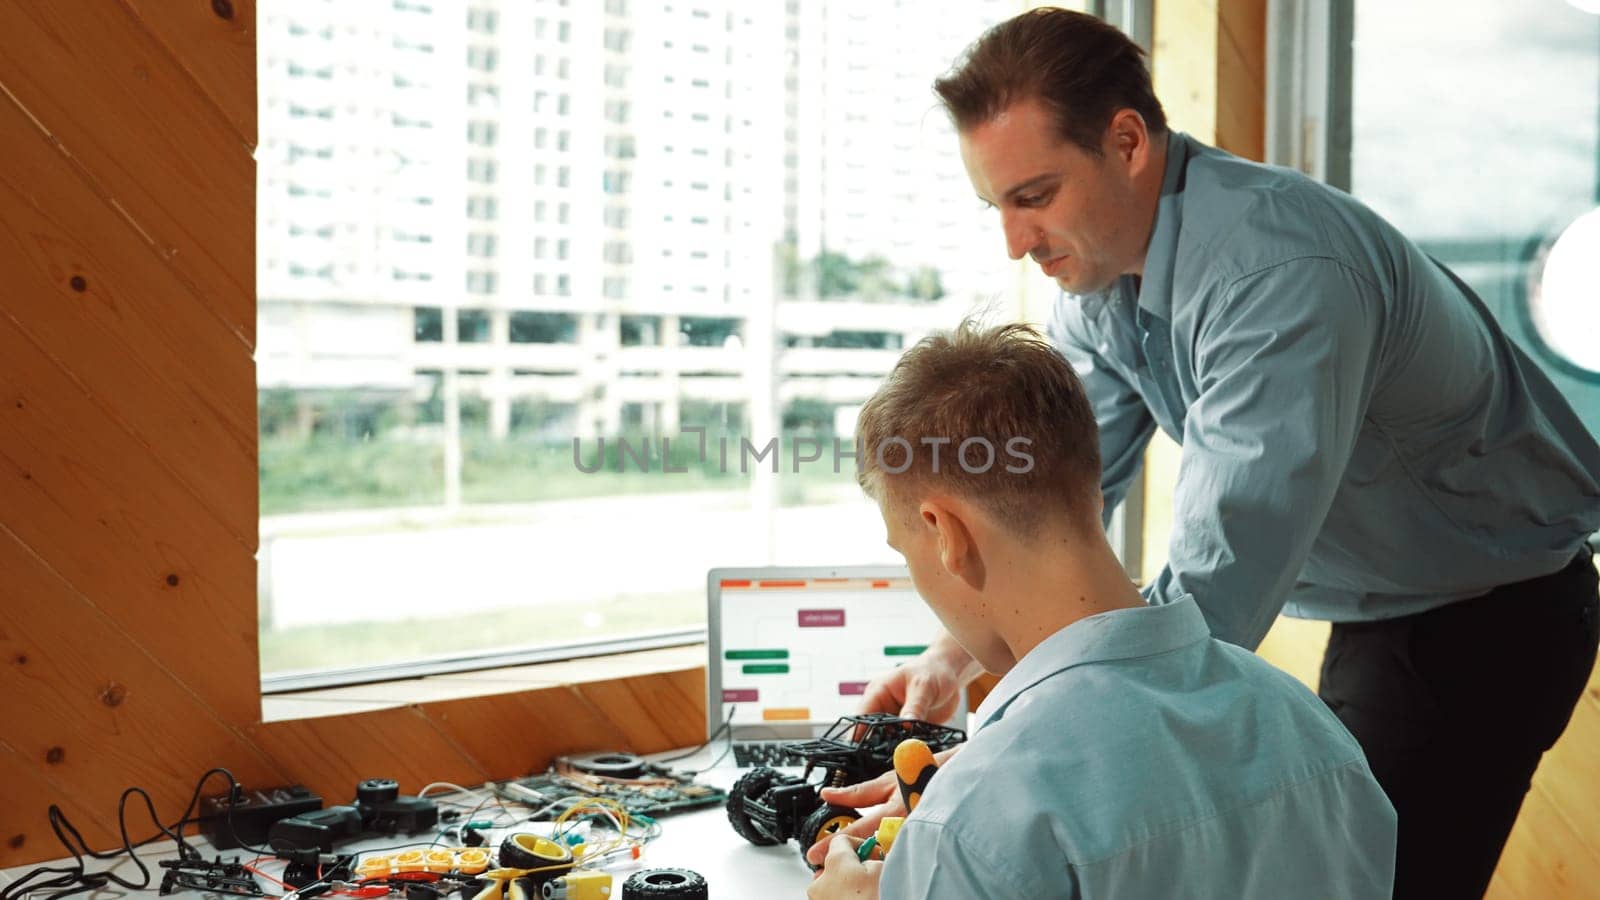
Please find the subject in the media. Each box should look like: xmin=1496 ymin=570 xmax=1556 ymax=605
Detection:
xmin=855 ymin=320 xmax=1101 ymax=537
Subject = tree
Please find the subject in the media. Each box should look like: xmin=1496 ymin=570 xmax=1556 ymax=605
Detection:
xmin=906 ymin=266 xmax=946 ymax=301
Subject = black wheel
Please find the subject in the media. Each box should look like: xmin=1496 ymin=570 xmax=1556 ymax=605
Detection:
xmin=798 ymin=804 xmax=859 ymax=871
xmin=621 ymin=868 xmax=708 ymax=899
xmin=726 ymin=767 xmax=785 ymax=846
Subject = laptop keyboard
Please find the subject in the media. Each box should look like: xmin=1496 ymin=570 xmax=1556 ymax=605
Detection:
xmin=732 ymin=741 xmax=804 ymax=768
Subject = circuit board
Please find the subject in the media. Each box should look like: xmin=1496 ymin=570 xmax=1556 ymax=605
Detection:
xmin=498 ymin=759 xmax=726 ymax=819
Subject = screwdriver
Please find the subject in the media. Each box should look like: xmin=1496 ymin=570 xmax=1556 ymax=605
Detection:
xmin=857 ymin=738 xmax=937 ymax=862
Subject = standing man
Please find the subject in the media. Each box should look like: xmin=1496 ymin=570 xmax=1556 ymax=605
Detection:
xmin=812 ymin=8 xmax=1600 ymax=898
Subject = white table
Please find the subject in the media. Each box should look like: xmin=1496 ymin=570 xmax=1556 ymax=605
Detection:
xmin=0 ymin=749 xmax=817 ymax=900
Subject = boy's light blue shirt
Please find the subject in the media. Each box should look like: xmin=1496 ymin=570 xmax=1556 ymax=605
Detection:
xmin=1049 ymin=132 xmax=1600 ymax=649
xmin=878 ymin=598 xmax=1397 ymax=900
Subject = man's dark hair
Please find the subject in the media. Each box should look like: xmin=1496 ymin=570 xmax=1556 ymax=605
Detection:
xmin=933 ymin=7 xmax=1168 ymax=155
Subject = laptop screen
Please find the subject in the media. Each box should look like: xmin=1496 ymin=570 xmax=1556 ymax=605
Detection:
xmin=707 ymin=567 xmax=952 ymax=741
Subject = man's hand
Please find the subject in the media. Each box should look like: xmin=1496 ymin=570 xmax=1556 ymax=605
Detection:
xmin=857 ymin=632 xmax=979 ymax=722
xmin=804 ymin=746 xmax=962 ymax=868
xmin=806 ymin=833 xmax=882 ymax=900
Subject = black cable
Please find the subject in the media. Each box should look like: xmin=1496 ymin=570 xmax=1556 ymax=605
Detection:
xmin=654 ymin=704 xmax=738 ymax=775
xmin=0 ymin=768 xmax=272 ymax=900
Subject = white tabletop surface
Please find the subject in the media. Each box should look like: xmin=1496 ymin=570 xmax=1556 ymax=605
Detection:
xmin=0 ymin=748 xmax=818 ymax=900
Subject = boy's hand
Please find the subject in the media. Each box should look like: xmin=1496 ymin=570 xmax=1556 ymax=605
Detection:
xmin=807 ymin=834 xmax=882 ymax=900
xmin=804 ymin=746 xmax=963 ymax=868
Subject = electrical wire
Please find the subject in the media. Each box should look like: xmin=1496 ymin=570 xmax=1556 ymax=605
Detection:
xmin=654 ymin=703 xmax=737 ymax=768
xmin=0 ymin=768 xmax=272 ymax=900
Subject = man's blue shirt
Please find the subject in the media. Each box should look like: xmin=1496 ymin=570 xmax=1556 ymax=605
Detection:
xmin=1049 ymin=132 xmax=1600 ymax=648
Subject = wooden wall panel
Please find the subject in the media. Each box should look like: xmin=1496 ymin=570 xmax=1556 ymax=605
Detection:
xmin=0 ymin=95 xmax=257 ymax=548
xmin=247 ymin=707 xmax=487 ymax=809
xmin=570 ymin=669 xmax=707 ymax=753
xmin=0 ymin=751 xmax=120 ymax=866
xmin=0 ymin=526 xmax=285 ymax=838
xmin=419 ymin=687 xmax=638 ymax=779
xmin=0 ymin=3 xmax=255 ymax=347
xmin=0 ymin=316 xmax=259 ymax=726
xmin=117 ymin=0 xmax=258 ymax=148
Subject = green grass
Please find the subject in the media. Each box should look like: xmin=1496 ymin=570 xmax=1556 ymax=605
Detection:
xmin=259 ymin=589 xmax=703 ymax=675
xmin=261 ymin=433 xmax=863 ymax=516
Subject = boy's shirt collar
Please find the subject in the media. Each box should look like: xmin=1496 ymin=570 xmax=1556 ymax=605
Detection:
xmin=972 ymin=595 xmax=1211 ymax=730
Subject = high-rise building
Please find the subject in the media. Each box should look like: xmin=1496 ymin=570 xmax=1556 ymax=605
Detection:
xmin=256 ymin=0 xmax=467 ymax=406
xmin=257 ymin=0 xmax=1014 ymax=449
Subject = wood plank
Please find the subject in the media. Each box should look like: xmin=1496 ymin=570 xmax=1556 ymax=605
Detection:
xmin=1517 ymin=681 xmax=1600 ymax=859
xmin=1215 ymin=0 xmax=1266 ymax=161
xmin=1151 ymin=0 xmax=1220 ymax=141
xmin=0 ymin=3 xmax=255 ymax=347
xmin=0 ymin=94 xmax=257 ymax=547
xmin=0 ymin=746 xmax=120 ymax=873
xmin=0 ymin=525 xmax=286 ymax=869
xmin=1486 ymin=779 xmax=1600 ymax=900
xmin=116 ymin=0 xmax=257 ymax=149
xmin=419 ymin=686 xmax=636 ymax=778
xmin=250 ymin=707 xmax=488 ymax=810
xmin=570 ymin=669 xmax=706 ymax=754
xmin=0 ymin=316 xmax=259 ymax=726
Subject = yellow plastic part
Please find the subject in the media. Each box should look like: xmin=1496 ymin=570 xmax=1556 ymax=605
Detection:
xmin=425 ymin=850 xmax=456 ymax=873
xmin=546 ymin=870 xmax=613 ymax=900
xmin=393 ymin=849 xmax=427 ymax=873
xmin=515 ymin=833 xmax=570 ymax=862
xmin=355 ymin=855 xmax=392 ymax=878
xmin=876 ymin=817 xmax=905 ymax=855
xmin=456 ymin=848 xmax=492 ymax=875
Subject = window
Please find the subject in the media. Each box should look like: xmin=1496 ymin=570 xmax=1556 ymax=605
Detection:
xmin=510 ymin=311 xmax=578 ymax=344
xmin=466 ymin=271 xmax=498 ymax=295
xmin=467 ymin=45 xmax=497 ymax=72
xmin=620 ymin=315 xmax=659 ymax=346
xmin=413 ymin=306 xmax=443 ymax=342
xmin=467 ymin=233 xmax=497 ymax=257
xmin=256 ymin=1 xmax=1019 ymax=681
xmin=1345 ymin=0 xmax=1599 ymax=438
xmin=457 ymin=308 xmax=492 ymax=341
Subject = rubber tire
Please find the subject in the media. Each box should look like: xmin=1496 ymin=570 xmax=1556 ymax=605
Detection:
xmin=621 ymin=868 xmax=708 ymax=899
xmin=725 ymin=767 xmax=785 ymax=846
xmin=799 ymin=804 xmax=859 ymax=871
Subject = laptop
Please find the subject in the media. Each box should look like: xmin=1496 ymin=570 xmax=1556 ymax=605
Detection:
xmin=706 ymin=565 xmax=964 ymax=768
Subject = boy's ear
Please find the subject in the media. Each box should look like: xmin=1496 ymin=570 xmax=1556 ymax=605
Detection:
xmin=921 ymin=497 xmax=984 ymax=589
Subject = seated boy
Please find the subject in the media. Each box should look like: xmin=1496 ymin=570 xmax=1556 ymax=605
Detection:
xmin=807 ymin=321 xmax=1396 ymax=900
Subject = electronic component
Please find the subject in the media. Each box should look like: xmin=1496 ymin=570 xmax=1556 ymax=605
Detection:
xmin=201 ymin=784 xmax=323 ymax=850
xmin=540 ymin=870 xmax=614 ymax=900
xmin=157 ymin=856 xmax=264 ymax=897
xmin=499 ymin=760 xmax=725 ymax=820
xmin=268 ymin=778 xmax=438 ymax=852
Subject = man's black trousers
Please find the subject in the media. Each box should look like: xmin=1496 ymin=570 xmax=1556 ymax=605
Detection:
xmin=1319 ymin=547 xmax=1599 ymax=899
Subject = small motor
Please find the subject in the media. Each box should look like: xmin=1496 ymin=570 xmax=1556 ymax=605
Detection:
xmin=541 ymin=870 xmax=614 ymax=900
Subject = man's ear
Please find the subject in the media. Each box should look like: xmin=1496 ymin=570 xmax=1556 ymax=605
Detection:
xmin=920 ymin=497 xmax=985 ymax=590
xmin=1106 ymin=108 xmax=1150 ymax=169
